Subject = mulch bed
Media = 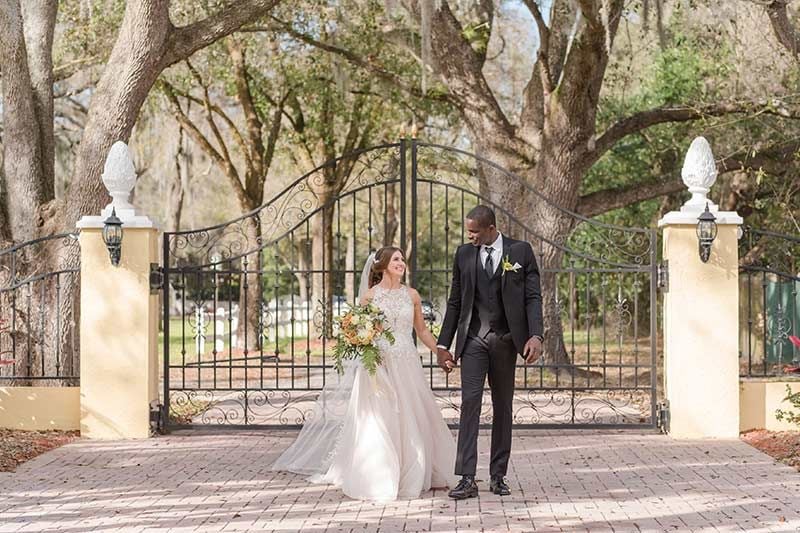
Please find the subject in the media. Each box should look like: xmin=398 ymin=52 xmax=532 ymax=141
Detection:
xmin=742 ymin=429 xmax=800 ymax=471
xmin=0 ymin=428 xmax=79 ymax=472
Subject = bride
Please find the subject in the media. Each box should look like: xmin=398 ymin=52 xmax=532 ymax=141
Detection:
xmin=271 ymin=246 xmax=457 ymax=501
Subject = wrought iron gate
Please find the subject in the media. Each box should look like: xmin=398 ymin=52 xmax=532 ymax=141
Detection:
xmin=161 ymin=141 xmax=659 ymax=429
xmin=738 ymin=226 xmax=800 ymax=377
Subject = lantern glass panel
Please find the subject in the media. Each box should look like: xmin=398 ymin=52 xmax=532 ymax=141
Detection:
xmin=697 ymin=221 xmax=713 ymax=240
xmin=103 ymin=224 xmax=122 ymax=245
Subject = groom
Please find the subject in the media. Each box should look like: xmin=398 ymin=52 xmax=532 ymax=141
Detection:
xmin=436 ymin=205 xmax=543 ymax=499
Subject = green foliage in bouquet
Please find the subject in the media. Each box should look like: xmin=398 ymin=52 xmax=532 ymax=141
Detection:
xmin=333 ymin=302 xmax=395 ymax=376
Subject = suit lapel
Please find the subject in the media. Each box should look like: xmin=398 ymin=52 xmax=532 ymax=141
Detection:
xmin=468 ymin=245 xmax=478 ymax=289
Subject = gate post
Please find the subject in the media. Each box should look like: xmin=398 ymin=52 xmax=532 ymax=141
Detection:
xmin=77 ymin=142 xmax=159 ymax=439
xmin=658 ymin=137 xmax=742 ymax=438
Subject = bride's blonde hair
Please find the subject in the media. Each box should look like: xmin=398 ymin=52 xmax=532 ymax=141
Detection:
xmin=369 ymin=246 xmax=403 ymax=288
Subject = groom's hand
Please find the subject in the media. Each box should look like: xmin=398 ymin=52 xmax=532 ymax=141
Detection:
xmin=523 ymin=336 xmax=543 ymax=364
xmin=436 ymin=347 xmax=455 ymax=373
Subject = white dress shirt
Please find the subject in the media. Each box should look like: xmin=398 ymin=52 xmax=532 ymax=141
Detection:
xmin=481 ymin=232 xmax=503 ymax=275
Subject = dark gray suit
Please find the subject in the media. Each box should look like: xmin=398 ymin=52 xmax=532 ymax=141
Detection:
xmin=437 ymin=235 xmax=543 ymax=477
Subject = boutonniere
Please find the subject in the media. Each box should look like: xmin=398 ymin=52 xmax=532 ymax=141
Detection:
xmin=501 ymin=255 xmax=522 ymax=275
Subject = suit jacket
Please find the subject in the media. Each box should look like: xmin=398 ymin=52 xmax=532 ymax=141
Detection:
xmin=437 ymin=236 xmax=543 ymax=359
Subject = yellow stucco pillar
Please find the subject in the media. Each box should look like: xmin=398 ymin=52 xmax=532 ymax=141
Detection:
xmin=659 ymin=215 xmax=742 ymax=438
xmin=77 ymin=142 xmax=159 ymax=439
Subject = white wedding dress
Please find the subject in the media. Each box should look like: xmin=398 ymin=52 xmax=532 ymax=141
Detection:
xmin=271 ymin=285 xmax=457 ymax=501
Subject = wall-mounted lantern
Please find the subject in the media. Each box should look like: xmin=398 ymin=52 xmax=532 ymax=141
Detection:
xmin=696 ymin=204 xmax=717 ymax=263
xmin=102 ymin=208 xmax=123 ymax=266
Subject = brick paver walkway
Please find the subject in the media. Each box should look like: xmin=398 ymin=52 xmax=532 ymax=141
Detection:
xmin=1 ymin=430 xmax=799 ymax=532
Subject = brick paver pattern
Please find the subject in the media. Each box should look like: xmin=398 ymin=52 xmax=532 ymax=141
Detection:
xmin=1 ymin=430 xmax=799 ymax=532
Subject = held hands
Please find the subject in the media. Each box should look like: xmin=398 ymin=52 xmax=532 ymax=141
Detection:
xmin=436 ymin=347 xmax=456 ymax=373
xmin=523 ymin=336 xmax=543 ymax=365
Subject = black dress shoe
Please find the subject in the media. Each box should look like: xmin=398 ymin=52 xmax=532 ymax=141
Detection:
xmin=489 ymin=476 xmax=511 ymax=496
xmin=448 ymin=475 xmax=478 ymax=500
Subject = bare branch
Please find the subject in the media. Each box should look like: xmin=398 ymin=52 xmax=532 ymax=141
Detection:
xmin=186 ymin=62 xmax=234 ymax=170
xmin=580 ymin=138 xmax=800 ymax=217
xmin=227 ymin=38 xmax=264 ymax=192
xmin=160 ymin=76 xmax=249 ymax=210
xmin=53 ymin=65 xmax=103 ymax=98
xmin=160 ymin=0 xmax=283 ymax=69
xmin=271 ymin=17 xmax=451 ymax=104
xmin=717 ymin=138 xmax=800 ymax=176
xmin=764 ymin=0 xmax=800 ymax=59
xmin=160 ymin=81 xmax=249 ymax=159
xmin=522 ymin=0 xmax=554 ymax=92
xmin=262 ymin=104 xmax=283 ymax=179
xmin=53 ymin=55 xmax=101 ymax=82
xmin=593 ymin=99 xmax=800 ymax=160
xmin=556 ymin=0 xmax=624 ymax=128
xmin=577 ymin=176 xmax=684 ymax=217
xmin=427 ymin=2 xmax=518 ymax=142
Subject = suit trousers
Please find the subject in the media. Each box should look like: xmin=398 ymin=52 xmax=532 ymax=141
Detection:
xmin=454 ymin=332 xmax=517 ymax=478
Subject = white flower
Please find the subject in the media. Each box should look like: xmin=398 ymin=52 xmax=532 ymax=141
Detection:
xmin=501 ymin=255 xmax=523 ymax=275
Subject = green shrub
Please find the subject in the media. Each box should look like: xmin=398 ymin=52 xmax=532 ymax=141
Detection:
xmin=774 ymin=385 xmax=800 ymax=428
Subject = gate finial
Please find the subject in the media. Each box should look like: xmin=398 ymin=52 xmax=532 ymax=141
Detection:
xmin=77 ymin=140 xmax=154 ymax=229
xmin=101 ymin=141 xmax=137 ymax=219
xmin=681 ymin=136 xmax=718 ymax=213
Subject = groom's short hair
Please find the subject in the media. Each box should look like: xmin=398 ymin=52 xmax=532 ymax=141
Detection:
xmin=466 ymin=205 xmax=496 ymax=229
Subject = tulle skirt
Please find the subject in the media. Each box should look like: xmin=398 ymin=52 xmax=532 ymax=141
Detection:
xmin=271 ymin=353 xmax=458 ymax=501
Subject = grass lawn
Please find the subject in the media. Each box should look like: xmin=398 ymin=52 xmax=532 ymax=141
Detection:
xmin=158 ymin=319 xmax=662 ymax=398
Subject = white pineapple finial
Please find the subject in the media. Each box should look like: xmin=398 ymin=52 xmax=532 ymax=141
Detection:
xmin=101 ymin=141 xmax=137 ymax=217
xmin=76 ymin=140 xmax=155 ymax=229
xmin=681 ymin=136 xmax=719 ymax=212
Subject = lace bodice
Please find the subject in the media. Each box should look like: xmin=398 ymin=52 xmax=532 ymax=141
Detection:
xmin=371 ymin=285 xmax=416 ymax=358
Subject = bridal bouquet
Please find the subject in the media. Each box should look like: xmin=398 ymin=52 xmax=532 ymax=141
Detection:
xmin=332 ymin=303 xmax=395 ymax=376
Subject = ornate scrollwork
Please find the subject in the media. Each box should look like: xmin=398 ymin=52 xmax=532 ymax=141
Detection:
xmin=166 ymin=145 xmax=401 ymax=268
xmin=0 ymin=233 xmax=80 ymax=291
xmin=0 ymin=233 xmax=80 ymax=384
xmin=739 ymin=226 xmax=799 ymax=278
xmin=610 ymin=290 xmax=632 ymax=340
xmin=413 ymin=143 xmax=655 ymax=269
xmin=242 ymin=390 xmax=322 ymax=425
xmin=510 ymin=389 xmax=651 ymax=425
xmin=768 ymin=303 xmax=794 ymax=364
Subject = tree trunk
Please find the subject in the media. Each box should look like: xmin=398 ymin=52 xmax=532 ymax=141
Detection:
xmin=0 ymin=181 xmax=12 ymax=246
xmin=296 ymin=242 xmax=311 ymax=305
xmin=383 ymin=181 xmax=399 ymax=246
xmin=21 ymin=0 xmax=57 ymax=198
xmin=0 ymin=0 xmax=47 ymax=243
xmin=62 ymin=0 xmax=173 ymax=230
xmin=165 ymin=123 xmax=190 ymax=233
xmin=235 ymin=217 xmax=262 ymax=352
xmin=311 ymin=202 xmax=335 ymax=338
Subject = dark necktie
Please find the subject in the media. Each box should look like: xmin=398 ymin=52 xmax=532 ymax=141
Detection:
xmin=484 ymin=246 xmax=494 ymax=276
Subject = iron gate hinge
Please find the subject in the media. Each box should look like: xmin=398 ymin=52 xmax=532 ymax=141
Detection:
xmin=149 ymin=263 xmax=164 ymax=293
xmin=657 ymin=260 xmax=669 ymax=292
xmin=656 ymin=399 xmax=670 ymax=433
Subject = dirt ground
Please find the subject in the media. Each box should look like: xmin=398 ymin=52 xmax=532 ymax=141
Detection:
xmin=0 ymin=428 xmax=79 ymax=472
xmin=742 ymin=429 xmax=800 ymax=471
